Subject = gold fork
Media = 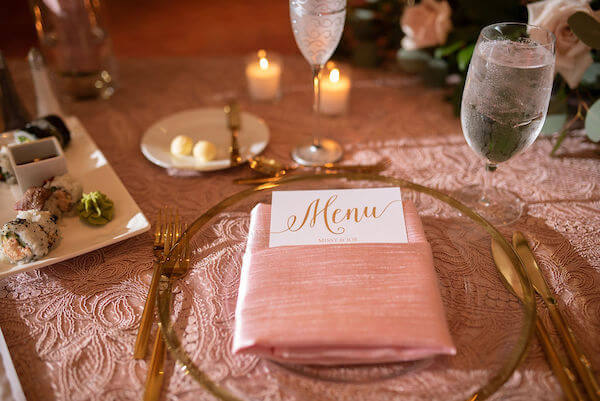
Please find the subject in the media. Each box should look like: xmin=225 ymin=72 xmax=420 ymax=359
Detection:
xmin=134 ymin=208 xmax=178 ymax=359
xmin=225 ymin=101 xmax=242 ymax=167
xmin=143 ymin=223 xmax=191 ymax=401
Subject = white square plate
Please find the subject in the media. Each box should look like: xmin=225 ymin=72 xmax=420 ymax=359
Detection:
xmin=0 ymin=117 xmax=150 ymax=279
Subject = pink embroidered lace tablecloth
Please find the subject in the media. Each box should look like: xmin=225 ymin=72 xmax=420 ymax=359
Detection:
xmin=1 ymin=56 xmax=599 ymax=401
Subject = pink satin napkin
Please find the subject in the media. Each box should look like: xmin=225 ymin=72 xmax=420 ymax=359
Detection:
xmin=232 ymin=201 xmax=456 ymax=365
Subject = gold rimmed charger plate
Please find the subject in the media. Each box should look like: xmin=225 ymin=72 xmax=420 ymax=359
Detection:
xmin=156 ymin=172 xmax=536 ymax=401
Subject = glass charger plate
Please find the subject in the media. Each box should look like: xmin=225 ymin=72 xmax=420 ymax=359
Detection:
xmin=156 ymin=173 xmax=535 ymax=401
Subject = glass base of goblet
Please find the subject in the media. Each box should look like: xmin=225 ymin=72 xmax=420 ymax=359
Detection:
xmin=291 ymin=138 xmax=343 ymax=166
xmin=453 ymin=184 xmax=525 ymax=226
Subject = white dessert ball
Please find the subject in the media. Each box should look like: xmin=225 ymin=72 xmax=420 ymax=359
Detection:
xmin=170 ymin=135 xmax=194 ymax=156
xmin=193 ymin=141 xmax=217 ymax=162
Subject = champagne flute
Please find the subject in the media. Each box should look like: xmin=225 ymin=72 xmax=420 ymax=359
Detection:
xmin=289 ymin=0 xmax=346 ymax=166
xmin=458 ymin=23 xmax=555 ymax=225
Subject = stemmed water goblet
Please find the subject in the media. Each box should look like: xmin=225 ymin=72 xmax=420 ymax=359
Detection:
xmin=289 ymin=0 xmax=347 ymax=166
xmin=458 ymin=22 xmax=556 ymax=225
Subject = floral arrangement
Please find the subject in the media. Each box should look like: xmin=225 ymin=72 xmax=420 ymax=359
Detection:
xmin=345 ymin=0 xmax=600 ymax=154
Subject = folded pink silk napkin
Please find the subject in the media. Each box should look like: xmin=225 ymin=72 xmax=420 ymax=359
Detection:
xmin=232 ymin=201 xmax=456 ymax=365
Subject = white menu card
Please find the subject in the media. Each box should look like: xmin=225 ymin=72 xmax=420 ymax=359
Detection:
xmin=269 ymin=188 xmax=407 ymax=247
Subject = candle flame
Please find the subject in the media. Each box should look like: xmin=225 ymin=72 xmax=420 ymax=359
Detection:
xmin=329 ymin=68 xmax=340 ymax=83
xmin=259 ymin=57 xmax=269 ymax=70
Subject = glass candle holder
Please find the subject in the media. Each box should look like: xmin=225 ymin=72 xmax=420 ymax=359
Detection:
xmin=319 ymin=61 xmax=351 ymax=116
xmin=245 ymin=50 xmax=282 ymax=102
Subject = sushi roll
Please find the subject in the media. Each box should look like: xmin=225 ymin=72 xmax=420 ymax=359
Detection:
xmin=43 ymin=174 xmax=83 ymax=214
xmin=0 ymin=218 xmax=51 ymax=263
xmin=16 ymin=210 xmax=60 ymax=249
xmin=15 ymin=186 xmax=62 ymax=218
xmin=21 ymin=115 xmax=71 ymax=148
xmin=0 ymin=148 xmax=16 ymax=184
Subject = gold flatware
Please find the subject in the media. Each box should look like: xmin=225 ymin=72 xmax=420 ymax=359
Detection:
xmin=248 ymin=156 xmax=287 ymax=176
xmin=143 ymin=223 xmax=191 ymax=401
xmin=247 ymin=155 xmax=390 ymax=177
xmin=234 ymin=160 xmax=391 ymax=185
xmin=225 ymin=101 xmax=242 ymax=167
xmin=491 ymin=239 xmax=584 ymax=401
xmin=134 ymin=207 xmax=175 ymax=359
xmin=513 ymin=231 xmax=600 ymax=401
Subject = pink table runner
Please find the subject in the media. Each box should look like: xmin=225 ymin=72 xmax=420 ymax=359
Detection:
xmin=0 ymin=56 xmax=598 ymax=400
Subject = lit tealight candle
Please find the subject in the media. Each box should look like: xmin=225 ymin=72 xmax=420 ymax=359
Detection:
xmin=245 ymin=50 xmax=282 ymax=101
xmin=319 ymin=63 xmax=351 ymax=116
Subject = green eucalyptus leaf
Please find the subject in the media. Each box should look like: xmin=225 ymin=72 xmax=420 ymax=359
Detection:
xmin=568 ymin=11 xmax=600 ymax=50
xmin=541 ymin=114 xmax=568 ymax=136
xmin=457 ymin=44 xmax=475 ymax=71
xmin=434 ymin=41 xmax=465 ymax=59
xmin=585 ymin=99 xmax=600 ymax=142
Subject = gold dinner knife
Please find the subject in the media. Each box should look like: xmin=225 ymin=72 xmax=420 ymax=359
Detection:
xmin=491 ymin=239 xmax=584 ymax=401
xmin=224 ymin=101 xmax=242 ymax=167
xmin=513 ymin=231 xmax=600 ymax=401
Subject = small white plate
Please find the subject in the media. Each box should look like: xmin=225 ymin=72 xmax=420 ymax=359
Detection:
xmin=140 ymin=108 xmax=270 ymax=171
xmin=0 ymin=117 xmax=150 ymax=279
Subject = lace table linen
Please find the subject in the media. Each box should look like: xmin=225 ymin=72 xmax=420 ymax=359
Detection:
xmin=0 ymin=57 xmax=598 ymax=401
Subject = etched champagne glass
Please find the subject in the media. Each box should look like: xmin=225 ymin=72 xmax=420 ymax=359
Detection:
xmin=289 ymin=0 xmax=347 ymax=165
xmin=458 ymin=23 xmax=555 ymax=225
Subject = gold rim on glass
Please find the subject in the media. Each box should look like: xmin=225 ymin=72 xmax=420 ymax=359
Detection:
xmin=156 ymin=172 xmax=537 ymax=401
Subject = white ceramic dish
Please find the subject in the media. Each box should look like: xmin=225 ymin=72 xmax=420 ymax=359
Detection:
xmin=140 ymin=108 xmax=270 ymax=171
xmin=0 ymin=117 xmax=150 ymax=279
xmin=7 ymin=137 xmax=67 ymax=193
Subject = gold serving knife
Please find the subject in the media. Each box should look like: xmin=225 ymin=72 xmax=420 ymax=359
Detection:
xmin=491 ymin=239 xmax=584 ymax=401
xmin=224 ymin=101 xmax=242 ymax=167
xmin=513 ymin=231 xmax=600 ymax=401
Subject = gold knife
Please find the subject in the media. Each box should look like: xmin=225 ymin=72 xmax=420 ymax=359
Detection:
xmin=224 ymin=101 xmax=242 ymax=167
xmin=233 ymin=165 xmax=387 ymax=185
xmin=491 ymin=239 xmax=585 ymax=401
xmin=513 ymin=231 xmax=600 ymax=401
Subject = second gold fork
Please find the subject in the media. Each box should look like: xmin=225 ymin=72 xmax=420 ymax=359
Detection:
xmin=143 ymin=224 xmax=190 ymax=401
xmin=134 ymin=208 xmax=179 ymax=359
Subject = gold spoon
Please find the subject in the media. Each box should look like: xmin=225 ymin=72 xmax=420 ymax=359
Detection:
xmin=248 ymin=155 xmax=390 ymax=177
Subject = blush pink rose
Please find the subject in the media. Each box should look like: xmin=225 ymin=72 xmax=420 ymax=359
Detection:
xmin=528 ymin=0 xmax=600 ymax=88
xmin=401 ymin=0 xmax=452 ymax=50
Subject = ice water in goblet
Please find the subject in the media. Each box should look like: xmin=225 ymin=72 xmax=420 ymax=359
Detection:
xmin=459 ymin=23 xmax=555 ymax=225
xmin=289 ymin=0 xmax=346 ymax=166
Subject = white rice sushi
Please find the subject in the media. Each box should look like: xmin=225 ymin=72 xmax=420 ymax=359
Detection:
xmin=16 ymin=210 xmax=60 ymax=249
xmin=43 ymin=174 xmax=83 ymax=214
xmin=0 ymin=218 xmax=51 ymax=263
xmin=0 ymin=148 xmax=16 ymax=184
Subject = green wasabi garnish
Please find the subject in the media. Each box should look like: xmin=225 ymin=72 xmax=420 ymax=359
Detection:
xmin=78 ymin=191 xmax=114 ymax=225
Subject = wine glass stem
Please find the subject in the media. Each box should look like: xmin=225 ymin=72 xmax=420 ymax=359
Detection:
xmin=481 ymin=162 xmax=497 ymax=207
xmin=311 ymin=65 xmax=322 ymax=149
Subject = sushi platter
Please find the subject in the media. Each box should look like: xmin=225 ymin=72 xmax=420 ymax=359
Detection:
xmin=0 ymin=116 xmax=150 ymax=279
